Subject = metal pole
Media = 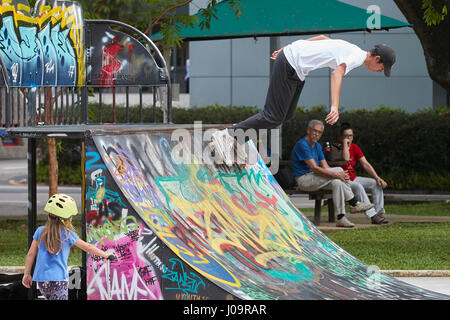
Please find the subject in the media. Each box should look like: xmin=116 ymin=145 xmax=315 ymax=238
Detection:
xmin=80 ymin=139 xmax=87 ymax=300
xmin=27 ymin=138 xmax=37 ymax=300
xmin=81 ymin=86 xmax=88 ymax=124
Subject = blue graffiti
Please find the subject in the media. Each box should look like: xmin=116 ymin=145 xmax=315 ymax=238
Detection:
xmin=0 ymin=1 xmax=82 ymax=86
xmin=86 ymin=175 xmax=126 ymax=209
xmin=86 ymin=151 xmax=107 ymax=169
xmin=163 ymin=258 xmax=206 ymax=299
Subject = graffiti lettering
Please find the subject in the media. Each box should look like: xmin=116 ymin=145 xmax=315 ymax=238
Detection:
xmin=86 ymin=151 xmax=107 ymax=169
xmin=0 ymin=1 xmax=85 ymax=86
xmin=88 ymin=216 xmax=139 ymax=245
xmin=163 ymin=258 xmax=206 ymax=299
xmin=87 ymin=262 xmax=160 ymax=300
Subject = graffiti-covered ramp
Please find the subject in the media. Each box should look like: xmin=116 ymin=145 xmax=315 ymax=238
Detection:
xmin=84 ymin=128 xmax=450 ymax=300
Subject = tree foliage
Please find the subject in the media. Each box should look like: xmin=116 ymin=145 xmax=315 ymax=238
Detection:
xmin=394 ymin=0 xmax=450 ymax=94
xmin=422 ymin=0 xmax=447 ymax=26
xmin=77 ymin=0 xmax=242 ymax=48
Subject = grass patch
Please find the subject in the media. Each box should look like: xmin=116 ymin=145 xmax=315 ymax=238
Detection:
xmin=325 ymin=222 xmax=450 ymax=270
xmin=382 ymin=202 xmax=450 ymax=216
xmin=0 ymin=220 xmax=29 ymax=266
xmin=0 ymin=219 xmax=83 ymax=267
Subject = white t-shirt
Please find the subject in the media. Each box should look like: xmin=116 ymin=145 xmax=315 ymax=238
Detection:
xmin=283 ymin=39 xmax=367 ymax=81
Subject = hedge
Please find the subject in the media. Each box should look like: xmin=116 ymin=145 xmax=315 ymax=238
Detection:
xmin=37 ymin=104 xmax=450 ymax=191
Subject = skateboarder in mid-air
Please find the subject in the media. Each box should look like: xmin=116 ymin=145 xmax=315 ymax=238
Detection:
xmin=211 ymin=35 xmax=396 ymax=166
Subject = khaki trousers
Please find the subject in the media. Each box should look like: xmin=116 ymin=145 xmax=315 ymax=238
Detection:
xmin=295 ymin=167 xmax=354 ymax=216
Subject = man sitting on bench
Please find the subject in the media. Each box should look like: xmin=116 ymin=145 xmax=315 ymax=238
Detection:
xmin=292 ymin=120 xmax=373 ymax=227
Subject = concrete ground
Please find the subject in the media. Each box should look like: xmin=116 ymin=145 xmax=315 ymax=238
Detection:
xmin=392 ymin=277 xmax=450 ymax=296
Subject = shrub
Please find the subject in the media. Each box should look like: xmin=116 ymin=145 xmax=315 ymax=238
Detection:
xmin=38 ymin=104 xmax=450 ymax=190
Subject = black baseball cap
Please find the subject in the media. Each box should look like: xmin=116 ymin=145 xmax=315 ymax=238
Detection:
xmin=373 ymin=44 xmax=396 ymax=77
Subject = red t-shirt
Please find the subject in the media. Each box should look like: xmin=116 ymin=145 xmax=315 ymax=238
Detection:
xmin=340 ymin=143 xmax=364 ymax=181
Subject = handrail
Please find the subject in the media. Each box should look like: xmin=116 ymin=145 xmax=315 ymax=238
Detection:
xmin=85 ymin=19 xmax=172 ymax=122
xmin=85 ymin=19 xmax=168 ymax=77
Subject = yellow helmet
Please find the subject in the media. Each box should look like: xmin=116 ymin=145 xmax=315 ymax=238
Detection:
xmin=44 ymin=193 xmax=78 ymax=219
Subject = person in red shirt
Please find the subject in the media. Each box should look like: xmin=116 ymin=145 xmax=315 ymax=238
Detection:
xmin=339 ymin=123 xmax=388 ymax=224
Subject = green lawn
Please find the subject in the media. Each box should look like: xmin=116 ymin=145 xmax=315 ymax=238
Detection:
xmin=380 ymin=202 xmax=450 ymax=216
xmin=0 ymin=219 xmax=83 ymax=266
xmin=325 ymin=222 xmax=450 ymax=270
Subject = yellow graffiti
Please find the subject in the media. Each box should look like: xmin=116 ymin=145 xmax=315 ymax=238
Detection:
xmin=37 ymin=4 xmax=85 ymax=86
xmin=158 ymin=165 xmax=311 ymax=267
xmin=104 ymin=147 xmax=314 ymax=287
xmin=105 ymin=153 xmax=128 ymax=181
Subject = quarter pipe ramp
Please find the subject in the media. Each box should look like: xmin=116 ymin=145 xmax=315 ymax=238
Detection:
xmin=84 ymin=128 xmax=449 ymax=300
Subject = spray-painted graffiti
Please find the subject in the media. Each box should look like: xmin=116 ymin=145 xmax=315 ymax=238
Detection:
xmin=91 ymin=132 xmax=450 ymax=300
xmin=86 ymin=166 xmax=127 ymax=227
xmin=100 ymin=135 xmax=316 ymax=288
xmin=102 ymin=140 xmax=241 ymax=288
xmin=85 ymin=142 xmax=162 ymax=300
xmin=85 ymin=141 xmax=227 ymax=300
xmin=87 ymin=229 xmax=162 ymax=300
xmin=163 ymin=258 xmax=206 ymax=299
xmin=0 ymin=0 xmax=84 ymax=86
xmin=87 ymin=215 xmax=139 ymax=245
xmin=0 ymin=0 xmax=166 ymax=91
xmin=85 ymin=183 xmax=163 ymax=300
xmin=99 ymin=35 xmax=123 ymax=87
xmin=86 ymin=22 xmax=162 ymax=86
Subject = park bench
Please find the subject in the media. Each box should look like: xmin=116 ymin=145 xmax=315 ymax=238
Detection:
xmin=285 ymin=188 xmax=335 ymax=225
xmin=276 ymin=159 xmax=411 ymax=225
xmin=275 ymin=160 xmax=336 ymax=225
xmin=277 ymin=159 xmax=357 ymax=226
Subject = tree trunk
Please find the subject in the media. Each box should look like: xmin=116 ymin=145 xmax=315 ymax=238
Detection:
xmin=47 ymin=138 xmax=58 ymax=197
xmin=394 ymin=0 xmax=450 ymax=94
xmin=45 ymin=87 xmax=58 ymax=197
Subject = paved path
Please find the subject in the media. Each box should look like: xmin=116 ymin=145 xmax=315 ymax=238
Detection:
xmin=392 ymin=277 xmax=450 ymax=296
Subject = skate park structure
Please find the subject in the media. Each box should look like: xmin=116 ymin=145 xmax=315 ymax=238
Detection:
xmin=0 ymin=0 xmax=449 ymax=300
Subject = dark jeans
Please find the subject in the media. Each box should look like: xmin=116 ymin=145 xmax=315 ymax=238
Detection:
xmin=230 ymin=50 xmax=305 ymax=131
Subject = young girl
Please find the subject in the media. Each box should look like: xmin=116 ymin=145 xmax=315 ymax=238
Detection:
xmin=22 ymin=193 xmax=115 ymax=300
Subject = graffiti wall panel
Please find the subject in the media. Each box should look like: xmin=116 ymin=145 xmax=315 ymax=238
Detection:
xmin=0 ymin=0 xmax=84 ymax=86
xmin=86 ymin=23 xmax=162 ymax=87
xmin=89 ymin=131 xmax=449 ymax=300
xmin=0 ymin=1 xmax=166 ymax=88
xmin=85 ymin=136 xmax=230 ymax=300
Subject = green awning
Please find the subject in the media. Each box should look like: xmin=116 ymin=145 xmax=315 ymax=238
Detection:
xmin=150 ymin=0 xmax=411 ymax=41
